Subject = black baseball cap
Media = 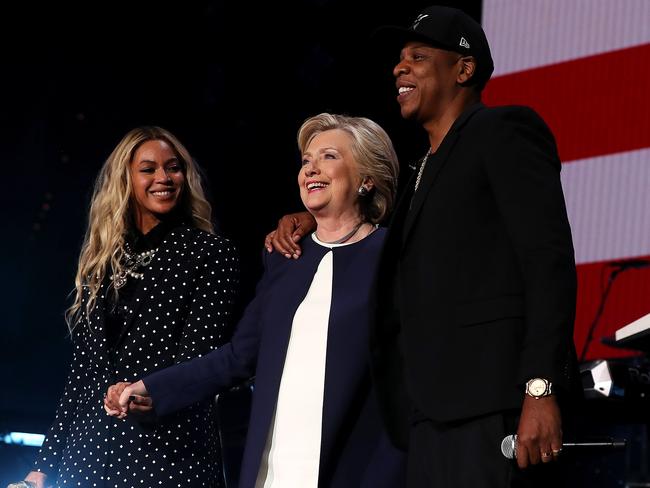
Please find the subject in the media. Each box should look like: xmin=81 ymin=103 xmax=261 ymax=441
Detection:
xmin=374 ymin=5 xmax=494 ymax=87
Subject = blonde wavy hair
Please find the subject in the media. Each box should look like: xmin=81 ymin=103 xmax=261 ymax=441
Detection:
xmin=297 ymin=113 xmax=399 ymax=224
xmin=67 ymin=126 xmax=213 ymax=330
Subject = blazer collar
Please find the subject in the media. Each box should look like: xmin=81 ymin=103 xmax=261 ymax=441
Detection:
xmin=401 ymin=102 xmax=485 ymax=245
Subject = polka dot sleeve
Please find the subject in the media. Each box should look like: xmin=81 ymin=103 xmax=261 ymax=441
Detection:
xmin=175 ymin=234 xmax=240 ymax=364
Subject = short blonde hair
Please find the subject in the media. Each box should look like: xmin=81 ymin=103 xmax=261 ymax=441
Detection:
xmin=297 ymin=113 xmax=399 ymax=224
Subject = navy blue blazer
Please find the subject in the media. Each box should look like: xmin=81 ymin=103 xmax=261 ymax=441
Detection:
xmin=144 ymin=228 xmax=405 ymax=488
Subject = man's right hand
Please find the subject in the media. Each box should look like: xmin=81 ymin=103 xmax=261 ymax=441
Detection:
xmin=515 ymin=394 xmax=562 ymax=468
xmin=264 ymin=212 xmax=315 ymax=258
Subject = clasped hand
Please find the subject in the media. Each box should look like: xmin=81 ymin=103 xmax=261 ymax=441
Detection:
xmin=104 ymin=380 xmax=152 ymax=419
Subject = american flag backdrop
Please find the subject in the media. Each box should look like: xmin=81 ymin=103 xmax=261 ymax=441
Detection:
xmin=481 ymin=0 xmax=650 ymax=361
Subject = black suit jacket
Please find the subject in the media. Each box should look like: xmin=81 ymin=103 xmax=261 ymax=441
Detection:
xmin=371 ymin=103 xmax=578 ymax=448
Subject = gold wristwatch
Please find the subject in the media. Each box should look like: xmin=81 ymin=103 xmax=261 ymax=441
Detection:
xmin=525 ymin=377 xmax=553 ymax=399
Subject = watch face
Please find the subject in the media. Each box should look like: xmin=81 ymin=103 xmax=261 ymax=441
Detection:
xmin=529 ymin=379 xmax=547 ymax=396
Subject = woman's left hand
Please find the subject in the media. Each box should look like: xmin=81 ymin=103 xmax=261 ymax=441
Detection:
xmin=119 ymin=380 xmax=153 ymax=415
xmin=104 ymin=380 xmax=154 ymax=419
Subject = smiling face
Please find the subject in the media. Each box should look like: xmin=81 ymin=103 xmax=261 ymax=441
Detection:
xmin=394 ymin=41 xmax=463 ymax=124
xmin=129 ymin=139 xmax=185 ymax=234
xmin=298 ymin=129 xmax=363 ymax=221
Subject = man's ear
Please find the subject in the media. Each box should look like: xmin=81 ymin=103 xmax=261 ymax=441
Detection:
xmin=457 ymin=56 xmax=476 ymax=85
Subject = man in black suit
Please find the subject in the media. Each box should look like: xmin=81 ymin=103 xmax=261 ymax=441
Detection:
xmin=267 ymin=5 xmax=578 ymax=487
xmin=369 ymin=6 xmax=578 ymax=487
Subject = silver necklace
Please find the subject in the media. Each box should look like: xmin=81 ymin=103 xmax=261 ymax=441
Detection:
xmin=414 ymin=147 xmax=432 ymax=192
xmin=317 ymin=221 xmax=364 ymax=244
xmin=111 ymin=244 xmax=158 ymax=289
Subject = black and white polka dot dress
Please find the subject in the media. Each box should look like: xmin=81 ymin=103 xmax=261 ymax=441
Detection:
xmin=33 ymin=226 xmax=239 ymax=487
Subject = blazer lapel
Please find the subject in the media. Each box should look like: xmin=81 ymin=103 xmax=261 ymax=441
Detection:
xmin=319 ymin=247 xmax=370 ymax=477
xmin=239 ymin=240 xmax=330 ymax=486
xmin=384 ymin=166 xmax=418 ymax=250
xmin=401 ymin=134 xmax=458 ymax=246
xmin=401 ymin=103 xmax=485 ymax=247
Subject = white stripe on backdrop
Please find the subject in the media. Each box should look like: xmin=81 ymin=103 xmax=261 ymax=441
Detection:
xmin=561 ymin=148 xmax=650 ymax=265
xmin=482 ymin=0 xmax=650 ymax=76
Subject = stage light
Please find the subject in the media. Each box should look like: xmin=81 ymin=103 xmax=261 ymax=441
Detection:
xmin=1 ymin=432 xmax=45 ymax=447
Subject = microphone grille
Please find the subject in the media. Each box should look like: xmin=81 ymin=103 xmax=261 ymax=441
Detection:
xmin=501 ymin=434 xmax=516 ymax=459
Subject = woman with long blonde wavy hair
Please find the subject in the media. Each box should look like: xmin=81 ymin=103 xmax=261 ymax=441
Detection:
xmin=68 ymin=126 xmax=215 ymax=330
xmin=22 ymin=126 xmax=239 ymax=488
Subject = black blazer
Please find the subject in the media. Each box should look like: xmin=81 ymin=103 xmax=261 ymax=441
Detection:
xmin=34 ymin=226 xmax=239 ymax=487
xmin=371 ymin=103 xmax=578 ymax=448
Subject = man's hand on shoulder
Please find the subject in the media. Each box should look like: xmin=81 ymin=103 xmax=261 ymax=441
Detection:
xmin=264 ymin=212 xmax=315 ymax=259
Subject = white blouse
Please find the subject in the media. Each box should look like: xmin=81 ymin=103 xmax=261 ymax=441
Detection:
xmin=255 ymin=234 xmax=352 ymax=488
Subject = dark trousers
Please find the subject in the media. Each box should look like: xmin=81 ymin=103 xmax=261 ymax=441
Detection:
xmin=406 ymin=410 xmax=565 ymax=488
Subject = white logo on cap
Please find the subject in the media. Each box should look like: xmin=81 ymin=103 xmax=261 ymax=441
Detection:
xmin=459 ymin=37 xmax=470 ymax=49
xmin=412 ymin=13 xmax=428 ymax=29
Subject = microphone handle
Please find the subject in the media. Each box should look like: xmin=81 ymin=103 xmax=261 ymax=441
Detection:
xmin=501 ymin=435 xmax=626 ymax=460
xmin=563 ymin=440 xmax=626 ymax=448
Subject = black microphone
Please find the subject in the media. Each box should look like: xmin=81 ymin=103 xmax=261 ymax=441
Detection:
xmin=500 ymin=434 xmax=626 ymax=459
xmin=607 ymin=258 xmax=650 ymax=269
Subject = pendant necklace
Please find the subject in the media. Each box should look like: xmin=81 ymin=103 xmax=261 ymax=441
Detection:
xmin=111 ymin=243 xmax=158 ymax=289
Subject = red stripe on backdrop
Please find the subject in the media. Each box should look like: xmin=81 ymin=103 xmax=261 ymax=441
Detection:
xmin=483 ymin=43 xmax=650 ymax=163
xmin=575 ymin=257 xmax=650 ymax=361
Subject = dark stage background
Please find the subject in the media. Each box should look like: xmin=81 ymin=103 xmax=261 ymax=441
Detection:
xmin=1 ymin=1 xmax=645 ymax=486
xmin=1 ymin=0 xmax=477 ymax=483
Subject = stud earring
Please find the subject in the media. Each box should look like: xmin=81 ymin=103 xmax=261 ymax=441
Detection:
xmin=358 ymin=186 xmax=369 ymax=197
